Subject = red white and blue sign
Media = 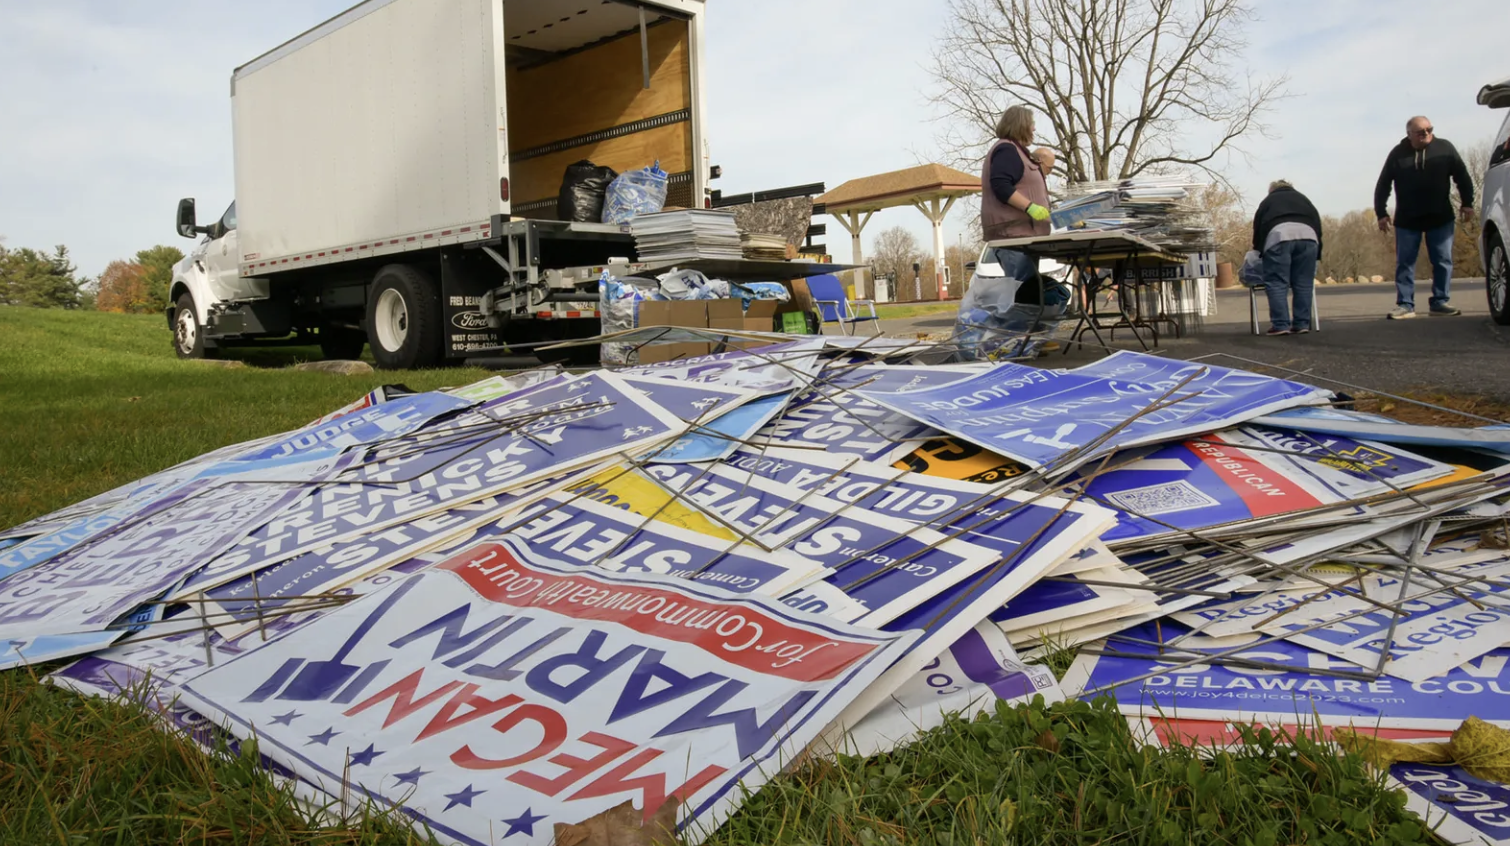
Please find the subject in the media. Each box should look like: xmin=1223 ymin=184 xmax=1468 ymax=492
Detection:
xmin=178 ymin=538 xmax=915 ymax=846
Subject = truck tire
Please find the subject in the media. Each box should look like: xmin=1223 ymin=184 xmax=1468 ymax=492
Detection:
xmin=365 ymin=264 xmax=442 ymax=370
xmin=172 ymin=292 xmax=214 ymax=359
xmin=1487 ymin=231 xmax=1510 ymax=326
xmin=319 ymin=322 xmax=367 ymax=361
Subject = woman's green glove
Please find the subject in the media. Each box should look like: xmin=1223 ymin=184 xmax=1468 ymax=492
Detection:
xmin=1026 ymin=203 xmax=1050 ymax=222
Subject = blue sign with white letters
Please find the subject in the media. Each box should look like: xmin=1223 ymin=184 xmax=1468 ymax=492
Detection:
xmin=1391 ymin=764 xmax=1510 ymax=845
xmin=1064 ymin=621 xmax=1510 ymax=730
xmin=860 ymin=351 xmax=1328 ymax=470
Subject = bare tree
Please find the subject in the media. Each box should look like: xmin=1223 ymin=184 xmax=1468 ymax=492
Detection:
xmin=928 ymin=0 xmax=1287 ymax=185
xmin=1446 ymin=139 xmax=1493 ymax=277
xmin=870 ymin=227 xmax=927 ymax=299
xmin=1196 ymin=184 xmax=1248 ymax=268
xmin=1315 ymin=210 xmax=1392 ymax=283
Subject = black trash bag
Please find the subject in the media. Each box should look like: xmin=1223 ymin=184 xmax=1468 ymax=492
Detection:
xmin=557 ymin=160 xmax=619 ymax=222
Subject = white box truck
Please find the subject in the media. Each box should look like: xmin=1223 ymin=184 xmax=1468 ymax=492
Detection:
xmin=169 ymin=0 xmax=710 ymax=368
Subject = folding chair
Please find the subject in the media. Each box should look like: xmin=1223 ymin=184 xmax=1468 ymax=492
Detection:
xmin=1249 ymin=284 xmax=1321 ymax=334
xmin=806 ymin=274 xmax=880 ymax=336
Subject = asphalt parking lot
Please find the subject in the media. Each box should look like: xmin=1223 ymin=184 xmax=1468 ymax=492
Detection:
xmin=875 ymin=279 xmax=1510 ymax=404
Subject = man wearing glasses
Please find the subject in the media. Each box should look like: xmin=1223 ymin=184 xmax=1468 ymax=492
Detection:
xmin=1375 ymin=115 xmax=1476 ymax=319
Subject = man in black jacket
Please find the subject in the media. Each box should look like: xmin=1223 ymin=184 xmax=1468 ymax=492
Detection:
xmin=1375 ymin=115 xmax=1476 ymax=319
xmin=1252 ymin=180 xmax=1323 ymax=334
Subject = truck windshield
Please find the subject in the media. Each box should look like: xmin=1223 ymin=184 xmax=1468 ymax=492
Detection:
xmin=221 ymin=202 xmax=237 ymax=232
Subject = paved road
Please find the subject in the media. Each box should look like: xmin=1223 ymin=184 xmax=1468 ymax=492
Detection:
xmin=873 ymin=279 xmax=1510 ymax=402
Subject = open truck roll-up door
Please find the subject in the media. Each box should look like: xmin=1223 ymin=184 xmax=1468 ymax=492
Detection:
xmin=438 ymin=0 xmax=709 ymax=362
xmin=501 ymin=0 xmax=706 ymax=219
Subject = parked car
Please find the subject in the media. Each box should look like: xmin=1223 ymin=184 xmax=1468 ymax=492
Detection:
xmin=1477 ymin=76 xmax=1510 ymax=324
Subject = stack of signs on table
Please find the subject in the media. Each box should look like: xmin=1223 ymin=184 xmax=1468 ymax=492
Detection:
xmin=11 ymin=338 xmax=1510 ymax=844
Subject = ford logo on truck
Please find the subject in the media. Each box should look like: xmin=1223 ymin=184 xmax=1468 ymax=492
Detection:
xmin=451 ymin=311 xmax=491 ymax=330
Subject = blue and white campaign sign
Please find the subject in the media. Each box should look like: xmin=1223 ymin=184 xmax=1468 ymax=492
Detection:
xmin=1050 ymin=541 xmax=1125 ymax=576
xmin=232 ymin=392 xmax=475 ymax=464
xmin=1164 ymin=539 xmax=1507 ymax=638
xmin=176 ymin=373 xmax=684 ymax=599
xmin=1066 ymin=430 xmax=1350 ymax=543
xmin=620 ymin=339 xmax=826 ymax=395
xmin=1230 ymin=426 xmax=1454 ymax=497
xmin=0 ymin=486 xmax=136 ymax=543
xmin=341 ymin=371 xmax=682 ymax=482
xmin=202 ymin=493 xmax=530 ymax=629
xmin=648 ymin=394 xmax=790 ymax=464
xmin=991 ymin=575 xmax=1139 ymax=637
xmin=718 ymin=446 xmax=1115 ymax=564
xmin=756 ymin=365 xmax=980 ymax=462
xmin=1258 ymin=559 xmax=1510 ymax=683
xmin=616 ymin=375 xmax=759 ymax=425
xmin=56 ymin=556 xmax=439 ymax=707
xmin=178 ymin=538 xmax=916 ymax=846
xmin=1061 ymin=621 xmax=1510 ymax=731
xmin=197 ymin=473 xmax=588 ymax=631
xmin=1391 ymin=764 xmax=1510 ymax=846
xmin=504 ymin=491 xmax=824 ymax=598
xmin=1169 ymin=585 xmax=1345 ymax=639
xmin=0 ymin=461 xmax=234 ymax=579
xmin=816 ymin=488 xmax=1111 ymax=745
xmin=0 ymin=481 xmax=308 ymax=641
xmin=0 ymin=453 xmax=218 ymax=542
xmin=841 ymin=621 xmax=1062 ymax=756
xmin=0 ymin=511 xmax=145 ymax=584
xmin=860 ymin=351 xmax=1329 ymax=471
xmin=638 ymin=463 xmax=1002 ymax=626
xmin=445 ymin=370 xmax=563 ymax=404
xmin=326 ymin=470 xmax=825 ymax=602
xmin=306 ymin=386 xmax=425 ymax=428
xmin=1253 ymin=406 xmax=1510 ymax=454
xmin=0 ymin=598 xmax=166 ymax=671
xmin=0 ymin=428 xmax=303 ymax=544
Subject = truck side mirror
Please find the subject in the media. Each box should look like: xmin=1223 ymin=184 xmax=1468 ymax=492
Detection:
xmin=965 ymin=261 xmax=977 ymax=272
xmin=176 ymin=198 xmax=199 ymax=239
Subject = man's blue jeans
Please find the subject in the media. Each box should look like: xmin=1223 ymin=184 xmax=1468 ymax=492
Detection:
xmin=985 ymin=247 xmax=1070 ymax=332
xmin=1261 ymin=239 xmax=1319 ymax=332
xmin=1394 ymin=221 xmax=1456 ymax=310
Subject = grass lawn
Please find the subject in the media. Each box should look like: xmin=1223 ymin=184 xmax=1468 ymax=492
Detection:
xmin=0 ymin=307 xmax=490 ymax=529
xmin=0 ymin=307 xmax=1439 ymax=844
xmin=874 ymin=301 xmax=959 ymax=321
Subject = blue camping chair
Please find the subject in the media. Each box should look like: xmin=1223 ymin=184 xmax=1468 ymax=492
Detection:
xmin=806 ymin=274 xmax=879 ymax=335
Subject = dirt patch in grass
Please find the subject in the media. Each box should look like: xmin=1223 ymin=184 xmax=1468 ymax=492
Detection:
xmin=1351 ymin=390 xmax=1510 ymax=427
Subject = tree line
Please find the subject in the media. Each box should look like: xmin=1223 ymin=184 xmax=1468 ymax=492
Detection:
xmin=0 ymin=239 xmax=183 ymax=313
xmin=1204 ymin=138 xmax=1491 ymax=284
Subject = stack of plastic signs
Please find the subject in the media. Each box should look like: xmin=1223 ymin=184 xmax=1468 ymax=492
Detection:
xmin=6 ymin=340 xmax=1510 ymax=844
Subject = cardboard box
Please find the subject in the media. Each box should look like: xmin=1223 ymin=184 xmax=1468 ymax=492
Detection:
xmin=740 ymin=300 xmax=780 ymax=332
xmin=633 ymin=294 xmax=803 ymax=363
xmin=637 ymin=342 xmax=711 ymax=363
xmin=638 ymin=300 xmax=708 ymax=329
xmin=706 ymin=299 xmax=746 ymax=330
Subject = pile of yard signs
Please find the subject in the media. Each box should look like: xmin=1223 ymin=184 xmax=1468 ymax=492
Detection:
xmin=11 ymin=339 xmax=1510 ymax=844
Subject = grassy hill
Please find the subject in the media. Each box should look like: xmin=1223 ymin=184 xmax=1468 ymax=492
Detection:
xmin=0 ymin=307 xmax=489 ymax=529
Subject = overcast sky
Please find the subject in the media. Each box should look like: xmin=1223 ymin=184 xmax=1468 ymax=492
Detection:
xmin=0 ymin=0 xmax=1505 ymax=278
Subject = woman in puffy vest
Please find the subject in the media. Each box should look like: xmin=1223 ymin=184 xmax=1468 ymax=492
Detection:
xmin=978 ymin=105 xmax=1066 ymax=316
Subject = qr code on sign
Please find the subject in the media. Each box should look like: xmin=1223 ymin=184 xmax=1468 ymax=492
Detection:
xmin=1104 ymin=480 xmax=1220 ymax=516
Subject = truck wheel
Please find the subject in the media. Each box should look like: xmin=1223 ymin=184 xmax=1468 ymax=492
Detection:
xmin=366 ymin=264 xmax=441 ymax=370
xmin=172 ymin=293 xmax=214 ymax=359
xmin=319 ymin=322 xmax=367 ymax=361
xmin=1487 ymin=232 xmax=1510 ymax=326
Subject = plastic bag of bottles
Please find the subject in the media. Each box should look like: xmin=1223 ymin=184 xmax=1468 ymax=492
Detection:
xmin=601 ymin=161 xmax=670 ymax=225
xmin=599 ymin=270 xmax=664 ymax=365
